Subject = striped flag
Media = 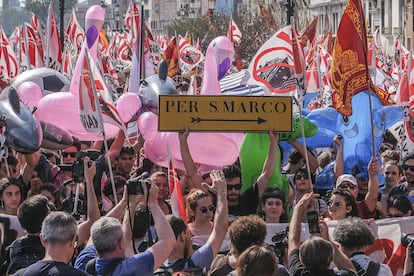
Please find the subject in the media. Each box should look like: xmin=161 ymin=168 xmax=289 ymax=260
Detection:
xmin=79 ymin=49 xmax=104 ymax=133
xmin=45 ymin=3 xmax=62 ymax=70
xmin=79 ymin=48 xmax=127 ymax=134
xmin=0 ymin=27 xmax=19 ymax=85
xmin=167 ymin=146 xmax=187 ymax=222
xmin=227 ymin=18 xmax=242 ymax=46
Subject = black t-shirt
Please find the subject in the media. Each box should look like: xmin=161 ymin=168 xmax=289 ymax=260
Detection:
xmin=17 ymin=260 xmax=88 ymax=276
xmin=228 ymin=184 xmax=260 ymax=217
xmin=7 ymin=235 xmax=45 ymax=274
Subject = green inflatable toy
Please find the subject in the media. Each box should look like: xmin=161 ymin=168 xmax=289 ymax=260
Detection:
xmin=239 ymin=113 xmax=318 ymax=197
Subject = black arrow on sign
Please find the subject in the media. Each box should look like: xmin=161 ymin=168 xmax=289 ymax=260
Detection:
xmin=190 ymin=117 xmax=266 ymax=124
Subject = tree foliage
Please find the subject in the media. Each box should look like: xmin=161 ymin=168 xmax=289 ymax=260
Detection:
xmin=165 ymin=3 xmax=308 ymax=65
xmin=24 ymin=0 xmax=77 ymax=26
xmin=2 ymin=7 xmax=30 ymax=36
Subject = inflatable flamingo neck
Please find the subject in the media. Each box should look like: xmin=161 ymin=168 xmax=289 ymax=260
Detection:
xmin=201 ymin=45 xmax=220 ymax=95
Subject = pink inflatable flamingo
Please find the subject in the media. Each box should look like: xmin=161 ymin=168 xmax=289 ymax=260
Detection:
xmin=70 ymin=5 xmax=105 ymax=96
xmin=34 ymin=6 xmax=119 ymax=141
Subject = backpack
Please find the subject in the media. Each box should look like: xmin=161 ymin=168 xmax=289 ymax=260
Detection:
xmin=153 ymin=257 xmax=205 ymax=276
xmin=85 ymin=257 xmax=124 ymax=276
xmin=3 ymin=236 xmax=44 ymax=275
xmin=351 ymin=260 xmax=381 ymax=276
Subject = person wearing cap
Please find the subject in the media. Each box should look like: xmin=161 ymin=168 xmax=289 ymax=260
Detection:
xmin=335 ymin=156 xmax=380 ymax=219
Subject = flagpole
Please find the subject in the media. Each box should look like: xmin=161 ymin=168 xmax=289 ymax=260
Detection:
xmin=23 ymin=25 xmax=32 ymax=70
xmin=361 ymin=7 xmax=376 ymax=157
xmin=84 ymin=49 xmax=119 ymax=205
xmin=291 ymin=19 xmax=312 ymax=186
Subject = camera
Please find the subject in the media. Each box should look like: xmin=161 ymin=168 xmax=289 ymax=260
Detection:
xmin=270 ymin=226 xmax=289 ymax=262
xmin=71 ymin=149 xmax=101 ymax=179
xmin=127 ymin=172 xmax=151 ymax=195
xmin=402 ymin=233 xmax=414 ymax=264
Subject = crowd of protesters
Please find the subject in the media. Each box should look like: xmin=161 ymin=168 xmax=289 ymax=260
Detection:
xmin=0 ymin=127 xmax=413 ymax=276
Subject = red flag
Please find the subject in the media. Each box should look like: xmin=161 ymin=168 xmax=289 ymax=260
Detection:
xmin=162 ymin=37 xmax=180 ymax=78
xmin=301 ymin=16 xmax=318 ymax=48
xmin=24 ymin=23 xmax=44 ymax=68
xmin=258 ymin=3 xmax=277 ymax=29
xmin=329 ymin=0 xmax=369 ymax=116
xmin=168 ymin=154 xmax=187 ymax=222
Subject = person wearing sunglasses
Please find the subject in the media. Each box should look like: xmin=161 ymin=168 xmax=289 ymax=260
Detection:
xmin=225 ymin=131 xmax=282 ymax=219
xmin=292 ymin=168 xmax=327 ymax=219
xmin=389 ymin=152 xmax=414 ymax=200
xmin=185 ymin=188 xmax=216 ymax=250
xmin=326 ymin=189 xmax=359 ymax=220
xmin=387 ymin=194 xmax=413 ymax=218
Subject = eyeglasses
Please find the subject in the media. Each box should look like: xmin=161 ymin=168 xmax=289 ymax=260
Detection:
xmin=327 ymin=200 xmax=343 ymax=208
xmin=62 ymin=152 xmax=77 ymax=158
xmin=402 ymin=165 xmax=414 ymax=172
xmin=338 ymin=183 xmax=356 ymax=190
xmin=199 ymin=205 xmax=216 ymax=214
xmin=227 ymin=184 xmax=242 ymax=191
xmin=294 ymin=174 xmax=309 ymax=180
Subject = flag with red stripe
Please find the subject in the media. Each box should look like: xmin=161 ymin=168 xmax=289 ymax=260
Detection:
xmin=79 ymin=49 xmax=104 ymax=133
xmin=227 ymin=18 xmax=242 ymax=46
xmin=168 ymin=147 xmax=187 ymax=222
xmin=46 ymin=3 xmax=62 ymax=70
xmin=0 ymin=27 xmax=18 ymax=85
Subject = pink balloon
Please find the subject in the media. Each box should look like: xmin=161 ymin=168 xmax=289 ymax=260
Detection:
xmin=16 ymin=81 xmax=42 ymax=110
xmin=35 ymin=92 xmax=119 ymax=140
xmin=116 ymin=93 xmax=142 ymax=123
xmin=143 ymin=131 xmax=243 ymax=168
xmin=201 ymin=36 xmax=235 ymax=95
xmin=138 ymin=112 xmax=158 ymax=141
xmin=70 ymin=5 xmax=105 ymax=96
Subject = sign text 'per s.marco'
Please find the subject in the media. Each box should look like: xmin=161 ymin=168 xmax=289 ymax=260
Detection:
xmin=158 ymin=96 xmax=293 ymax=132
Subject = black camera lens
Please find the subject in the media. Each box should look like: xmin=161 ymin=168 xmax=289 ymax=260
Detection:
xmin=401 ymin=233 xmax=414 ymax=247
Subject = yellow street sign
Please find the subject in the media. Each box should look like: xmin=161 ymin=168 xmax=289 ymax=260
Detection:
xmin=158 ymin=95 xmax=293 ymax=132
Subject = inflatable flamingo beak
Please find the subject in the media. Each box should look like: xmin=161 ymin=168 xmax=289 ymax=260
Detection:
xmin=0 ymin=88 xmax=42 ymax=153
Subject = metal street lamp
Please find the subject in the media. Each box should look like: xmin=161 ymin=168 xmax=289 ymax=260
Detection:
xmin=208 ymin=0 xmax=215 ymax=17
xmin=114 ymin=4 xmax=120 ymax=31
xmin=59 ymin=0 xmax=64 ymax=47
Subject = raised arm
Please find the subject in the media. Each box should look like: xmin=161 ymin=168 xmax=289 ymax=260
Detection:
xmin=77 ymin=157 xmax=100 ymax=247
xmin=288 ymin=139 xmax=318 ymax=173
xmin=178 ymin=129 xmax=204 ymax=190
xmin=256 ymin=131 xmax=279 ymax=198
xmin=146 ymin=178 xmax=176 ymax=270
xmin=205 ymin=170 xmax=228 ymax=257
xmin=288 ymin=192 xmax=319 ymax=253
xmin=365 ymin=156 xmax=380 ymax=213
xmin=318 ymin=220 xmax=356 ymax=272
xmin=333 ymin=135 xmax=344 ymax=179
xmin=123 ymin=193 xmax=144 ymax=257
xmin=108 ymin=130 xmax=126 ymax=163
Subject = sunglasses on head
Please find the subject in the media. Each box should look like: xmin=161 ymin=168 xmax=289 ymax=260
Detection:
xmin=327 ymin=200 xmax=343 ymax=208
xmin=199 ymin=205 xmax=216 ymax=214
xmin=402 ymin=165 xmax=414 ymax=172
xmin=294 ymin=174 xmax=309 ymax=180
xmin=227 ymin=184 xmax=242 ymax=191
xmin=338 ymin=183 xmax=356 ymax=190
xmin=62 ymin=152 xmax=77 ymax=158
